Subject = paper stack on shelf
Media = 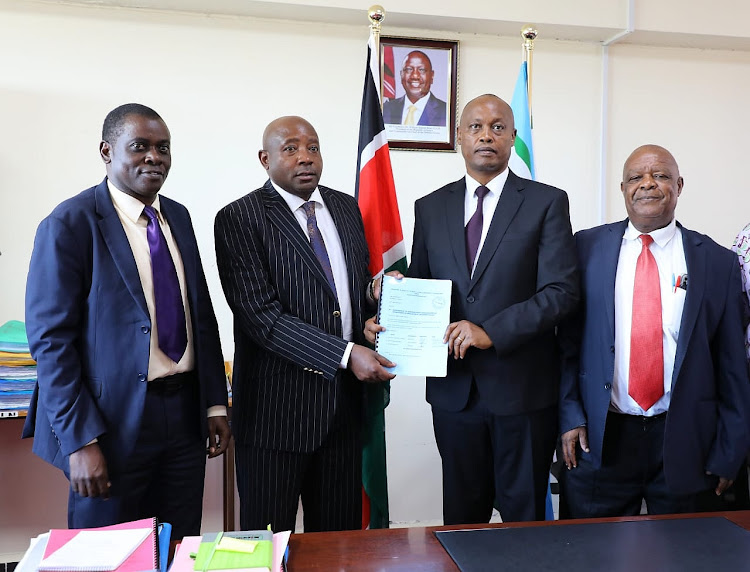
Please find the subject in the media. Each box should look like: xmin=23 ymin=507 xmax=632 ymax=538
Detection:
xmin=0 ymin=320 xmax=36 ymax=412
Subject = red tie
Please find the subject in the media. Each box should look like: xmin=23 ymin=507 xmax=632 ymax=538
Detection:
xmin=629 ymin=234 xmax=664 ymax=411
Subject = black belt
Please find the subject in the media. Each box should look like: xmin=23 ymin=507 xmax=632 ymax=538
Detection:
xmin=147 ymin=371 xmax=195 ymax=394
xmin=609 ymin=410 xmax=667 ymax=424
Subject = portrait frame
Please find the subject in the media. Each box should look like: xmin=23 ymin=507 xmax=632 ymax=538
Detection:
xmin=380 ymin=36 xmax=459 ymax=152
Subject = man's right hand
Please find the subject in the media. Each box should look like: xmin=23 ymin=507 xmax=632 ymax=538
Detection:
xmin=348 ymin=344 xmax=396 ymax=383
xmin=69 ymin=442 xmax=111 ymax=498
xmin=561 ymin=426 xmax=589 ymax=470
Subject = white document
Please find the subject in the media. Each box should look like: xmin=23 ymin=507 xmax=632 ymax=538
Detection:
xmin=38 ymin=528 xmax=151 ymax=572
xmin=375 ymin=276 xmax=452 ymax=377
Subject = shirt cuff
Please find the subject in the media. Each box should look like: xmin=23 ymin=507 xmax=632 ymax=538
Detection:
xmin=207 ymin=405 xmax=227 ymax=418
xmin=340 ymin=342 xmax=355 ymax=368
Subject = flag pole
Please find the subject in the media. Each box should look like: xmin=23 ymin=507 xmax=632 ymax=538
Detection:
xmin=521 ymin=25 xmax=537 ymax=129
xmin=368 ymin=5 xmax=386 ymax=110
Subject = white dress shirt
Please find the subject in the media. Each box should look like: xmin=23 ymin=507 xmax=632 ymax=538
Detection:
xmin=108 ymin=181 xmax=225 ymax=418
xmin=612 ymin=219 xmax=687 ymax=416
xmin=400 ymin=93 xmax=430 ymax=125
xmin=271 ymin=182 xmax=354 ymax=367
xmin=464 ymin=169 xmax=510 ymax=277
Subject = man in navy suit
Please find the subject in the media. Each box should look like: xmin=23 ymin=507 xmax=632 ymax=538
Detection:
xmin=559 ymin=144 xmax=750 ymax=517
xmin=382 ymin=50 xmax=447 ymax=127
xmin=23 ymin=104 xmax=230 ymax=539
xmin=369 ymin=94 xmax=579 ymax=524
xmin=214 ymin=116 xmax=395 ymax=532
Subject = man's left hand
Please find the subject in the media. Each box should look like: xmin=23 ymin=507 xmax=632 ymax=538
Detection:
xmin=444 ymin=320 xmax=492 ymax=359
xmin=371 ymin=271 xmax=404 ymax=302
xmin=207 ymin=416 xmax=231 ymax=458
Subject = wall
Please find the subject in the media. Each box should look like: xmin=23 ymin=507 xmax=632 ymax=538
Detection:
xmin=1 ymin=0 xmax=750 ymax=555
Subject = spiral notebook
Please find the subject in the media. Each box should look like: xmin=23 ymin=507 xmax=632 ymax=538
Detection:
xmin=39 ymin=517 xmax=159 ymax=572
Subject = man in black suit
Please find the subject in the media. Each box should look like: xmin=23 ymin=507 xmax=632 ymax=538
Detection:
xmin=214 ymin=116 xmax=395 ymax=532
xmin=370 ymin=94 xmax=579 ymax=524
xmin=382 ymin=50 xmax=447 ymax=127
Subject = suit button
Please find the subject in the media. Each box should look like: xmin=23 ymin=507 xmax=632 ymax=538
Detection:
xmin=138 ymin=373 xmax=147 ymax=382
xmin=142 ymin=325 xmax=150 ymax=334
xmin=333 ymin=311 xmax=341 ymax=318
xmin=466 ymin=296 xmax=475 ymax=303
xmin=610 ymin=346 xmax=615 ymax=353
xmin=604 ymin=383 xmax=611 ymax=390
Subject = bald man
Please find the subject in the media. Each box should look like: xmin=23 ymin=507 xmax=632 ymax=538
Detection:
xmin=214 ymin=116 xmax=394 ymax=532
xmin=382 ymin=50 xmax=447 ymax=127
xmin=397 ymin=94 xmax=579 ymax=524
xmin=559 ymin=144 xmax=750 ymax=517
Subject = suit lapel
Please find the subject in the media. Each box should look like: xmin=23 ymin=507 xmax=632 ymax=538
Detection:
xmin=445 ymin=179 xmax=470 ymax=285
xmin=321 ymin=187 xmax=357 ymax=294
xmin=600 ymin=221 xmax=628 ymax=346
xmin=671 ymin=226 xmax=704 ymax=387
xmin=160 ymin=199 xmax=196 ymax=310
xmin=470 ymin=172 xmax=524 ymax=289
xmin=262 ymin=181 xmax=337 ymax=300
xmin=95 ymin=180 xmax=149 ymax=317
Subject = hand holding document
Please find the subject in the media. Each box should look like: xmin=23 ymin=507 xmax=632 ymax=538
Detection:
xmin=376 ymin=276 xmax=452 ymax=377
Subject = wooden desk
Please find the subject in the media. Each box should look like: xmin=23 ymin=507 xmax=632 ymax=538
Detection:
xmin=285 ymin=510 xmax=750 ymax=571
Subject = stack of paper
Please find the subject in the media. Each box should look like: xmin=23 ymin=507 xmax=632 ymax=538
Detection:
xmin=0 ymin=320 xmax=36 ymax=412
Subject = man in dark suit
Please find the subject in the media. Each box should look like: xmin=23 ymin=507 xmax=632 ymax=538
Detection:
xmin=23 ymin=103 xmax=230 ymax=540
xmin=214 ymin=116 xmax=395 ymax=533
xmin=386 ymin=94 xmax=579 ymax=524
xmin=382 ymin=50 xmax=447 ymax=127
xmin=559 ymin=144 xmax=750 ymax=517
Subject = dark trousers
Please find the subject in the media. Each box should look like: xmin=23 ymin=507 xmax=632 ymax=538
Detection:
xmin=561 ymin=411 xmax=695 ymax=518
xmin=432 ymin=384 xmax=557 ymax=524
xmin=67 ymin=375 xmax=206 ymax=540
xmin=235 ymin=408 xmax=361 ymax=533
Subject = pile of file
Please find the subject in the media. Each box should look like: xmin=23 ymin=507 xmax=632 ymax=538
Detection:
xmin=0 ymin=320 xmax=36 ymax=413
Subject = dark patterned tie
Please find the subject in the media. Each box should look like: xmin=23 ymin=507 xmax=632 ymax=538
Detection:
xmin=465 ymin=185 xmax=490 ymax=272
xmin=143 ymin=205 xmax=187 ymax=363
xmin=629 ymin=234 xmax=664 ymax=411
xmin=302 ymin=201 xmax=337 ymax=295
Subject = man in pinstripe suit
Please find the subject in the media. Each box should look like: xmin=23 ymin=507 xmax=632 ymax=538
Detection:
xmin=214 ymin=116 xmax=396 ymax=533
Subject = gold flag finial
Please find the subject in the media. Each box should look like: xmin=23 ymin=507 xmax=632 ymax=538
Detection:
xmin=368 ymin=5 xmax=385 ymax=31
xmin=521 ymin=26 xmax=538 ymax=52
xmin=520 ymin=26 xmax=538 ymax=129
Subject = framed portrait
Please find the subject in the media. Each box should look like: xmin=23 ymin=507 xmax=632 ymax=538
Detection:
xmin=380 ymin=36 xmax=459 ymax=152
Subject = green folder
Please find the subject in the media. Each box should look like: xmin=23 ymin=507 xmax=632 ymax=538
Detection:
xmin=192 ymin=531 xmax=273 ymax=571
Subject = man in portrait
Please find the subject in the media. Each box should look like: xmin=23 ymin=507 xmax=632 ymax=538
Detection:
xmin=383 ymin=50 xmax=447 ymax=127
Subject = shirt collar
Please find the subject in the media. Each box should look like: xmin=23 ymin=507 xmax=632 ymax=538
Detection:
xmin=107 ymin=178 xmax=162 ymax=223
xmin=406 ymin=92 xmax=430 ymax=112
xmin=464 ymin=168 xmax=509 ymax=198
xmin=624 ymin=218 xmax=677 ymax=248
xmin=269 ymin=180 xmax=323 ymax=213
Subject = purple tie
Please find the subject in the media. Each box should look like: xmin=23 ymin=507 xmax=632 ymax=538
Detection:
xmin=465 ymin=185 xmax=490 ymax=271
xmin=143 ymin=205 xmax=187 ymax=363
xmin=302 ymin=201 xmax=337 ymax=295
